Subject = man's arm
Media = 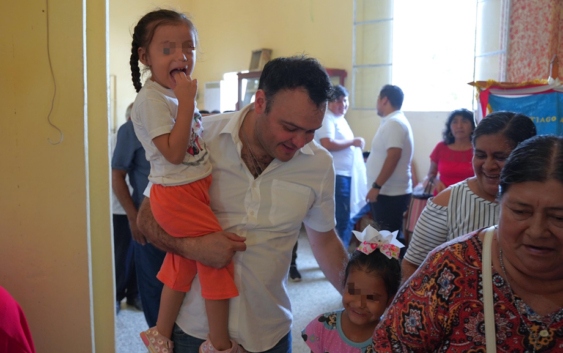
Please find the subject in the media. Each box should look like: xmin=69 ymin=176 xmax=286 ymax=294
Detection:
xmin=320 ymin=137 xmax=365 ymax=152
xmin=366 ymin=147 xmax=402 ymax=202
xmin=304 ymin=225 xmax=347 ymax=293
xmin=112 ymin=169 xmax=145 ymax=244
xmin=136 ymin=197 xmax=247 ymax=269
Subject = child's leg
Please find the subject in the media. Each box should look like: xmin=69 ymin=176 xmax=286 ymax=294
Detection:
xmin=156 ymin=284 xmax=185 ymax=338
xmin=198 ymin=259 xmax=238 ymax=352
xmin=205 ymin=299 xmax=231 ymax=350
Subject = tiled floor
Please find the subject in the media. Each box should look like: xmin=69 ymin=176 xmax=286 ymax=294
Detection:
xmin=115 ymin=231 xmax=342 ymax=353
xmin=115 ymin=300 xmax=148 ymax=352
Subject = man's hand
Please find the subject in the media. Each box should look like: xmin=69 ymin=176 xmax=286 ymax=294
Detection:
xmin=366 ymin=187 xmax=380 ymax=203
xmin=129 ymin=216 xmax=147 ymax=245
xmin=137 ymin=197 xmax=246 ymax=269
xmin=188 ymin=231 xmax=247 ymax=269
xmin=173 ymin=71 xmax=198 ymax=103
xmin=352 ymin=137 xmax=365 ymax=150
xmin=112 ymin=168 xmax=145 ymax=243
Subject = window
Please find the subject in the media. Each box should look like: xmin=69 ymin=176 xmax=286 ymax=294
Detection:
xmin=352 ymin=0 xmax=480 ymax=111
xmin=393 ymin=0 xmax=477 ymax=111
xmin=352 ymin=0 xmax=394 ymax=110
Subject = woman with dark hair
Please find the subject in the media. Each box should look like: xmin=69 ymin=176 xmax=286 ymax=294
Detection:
xmin=373 ymin=135 xmax=563 ymax=352
xmin=402 ymin=111 xmax=537 ymax=281
xmin=426 ymin=108 xmax=475 ymax=194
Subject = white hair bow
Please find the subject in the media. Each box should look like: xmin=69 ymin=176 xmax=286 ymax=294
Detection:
xmin=351 ymin=225 xmax=405 ymax=260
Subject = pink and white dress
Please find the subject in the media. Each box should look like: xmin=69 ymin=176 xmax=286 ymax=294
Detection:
xmin=302 ymin=310 xmax=374 ymax=353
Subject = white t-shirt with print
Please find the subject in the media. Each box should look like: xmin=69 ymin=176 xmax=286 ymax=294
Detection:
xmin=131 ymin=79 xmax=211 ymax=186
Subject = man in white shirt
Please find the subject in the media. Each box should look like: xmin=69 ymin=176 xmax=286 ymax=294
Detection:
xmin=314 ymin=85 xmax=367 ymax=247
xmin=137 ymin=56 xmax=347 ymax=353
xmin=365 ymin=85 xmax=413 ymax=249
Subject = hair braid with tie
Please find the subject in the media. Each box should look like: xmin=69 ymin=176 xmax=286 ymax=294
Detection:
xmin=129 ymin=9 xmax=199 ymax=93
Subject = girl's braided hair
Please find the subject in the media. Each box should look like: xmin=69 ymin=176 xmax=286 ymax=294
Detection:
xmin=130 ymin=9 xmax=198 ymax=93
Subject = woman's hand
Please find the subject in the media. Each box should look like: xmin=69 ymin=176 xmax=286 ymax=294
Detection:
xmin=434 ymin=179 xmax=446 ymax=194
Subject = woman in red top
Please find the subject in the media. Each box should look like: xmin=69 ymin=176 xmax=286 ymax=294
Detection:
xmin=427 ymin=109 xmax=475 ymax=193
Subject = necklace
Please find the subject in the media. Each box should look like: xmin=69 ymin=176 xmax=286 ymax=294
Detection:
xmin=241 ymin=126 xmax=264 ymax=178
xmin=499 ymin=248 xmax=559 ymax=352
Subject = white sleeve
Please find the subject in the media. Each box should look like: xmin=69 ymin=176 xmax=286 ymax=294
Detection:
xmin=404 ymin=199 xmax=449 ymax=266
xmin=137 ymin=97 xmax=175 ymax=140
xmin=384 ymin=120 xmax=406 ymax=150
xmin=303 ymin=162 xmax=336 ymax=232
xmin=315 ymin=115 xmax=335 ymax=140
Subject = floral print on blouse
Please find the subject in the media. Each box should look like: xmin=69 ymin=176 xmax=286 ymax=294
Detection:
xmin=373 ymin=231 xmax=563 ymax=353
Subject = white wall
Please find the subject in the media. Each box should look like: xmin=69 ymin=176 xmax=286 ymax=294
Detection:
xmin=405 ymin=111 xmax=450 ymax=181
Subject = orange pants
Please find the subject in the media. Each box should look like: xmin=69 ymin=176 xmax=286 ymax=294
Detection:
xmin=151 ymin=175 xmax=238 ymax=300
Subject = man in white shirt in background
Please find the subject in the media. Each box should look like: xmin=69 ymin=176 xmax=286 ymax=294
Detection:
xmin=137 ymin=56 xmax=347 ymax=353
xmin=365 ymin=85 xmax=413 ymax=252
xmin=315 ymin=85 xmax=367 ymax=249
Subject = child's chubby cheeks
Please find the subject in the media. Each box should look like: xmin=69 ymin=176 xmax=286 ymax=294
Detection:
xmin=141 ymin=23 xmax=196 ymax=89
xmin=342 ymin=269 xmax=390 ymax=327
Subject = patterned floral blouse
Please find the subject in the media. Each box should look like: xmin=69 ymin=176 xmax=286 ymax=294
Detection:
xmin=372 ymin=231 xmax=563 ymax=352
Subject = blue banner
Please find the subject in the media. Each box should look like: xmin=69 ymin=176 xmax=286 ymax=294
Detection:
xmin=488 ymin=92 xmax=563 ymax=136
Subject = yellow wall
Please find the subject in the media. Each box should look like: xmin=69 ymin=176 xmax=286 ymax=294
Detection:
xmin=109 ymin=0 xmax=194 ymax=130
xmin=110 ymin=0 xmax=355 ymax=126
xmin=109 ymin=0 xmax=384 ymax=165
xmin=1 ymin=0 xmax=113 ymax=352
xmin=189 ymin=0 xmax=353 ymax=98
xmin=87 ymin=1 xmax=116 ymax=352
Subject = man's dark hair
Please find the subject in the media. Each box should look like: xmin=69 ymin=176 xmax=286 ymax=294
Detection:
xmin=258 ymin=55 xmax=332 ymax=114
xmin=379 ymin=85 xmax=404 ymax=110
xmin=330 ymin=85 xmax=348 ymax=102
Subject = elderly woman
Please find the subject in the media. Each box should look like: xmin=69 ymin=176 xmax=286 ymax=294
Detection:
xmin=402 ymin=111 xmax=537 ymax=281
xmin=373 ymin=135 xmax=563 ymax=352
xmin=426 ymin=108 xmax=475 ymax=194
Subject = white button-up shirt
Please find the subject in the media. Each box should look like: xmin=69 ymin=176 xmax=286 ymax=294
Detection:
xmin=147 ymin=104 xmax=336 ymax=351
